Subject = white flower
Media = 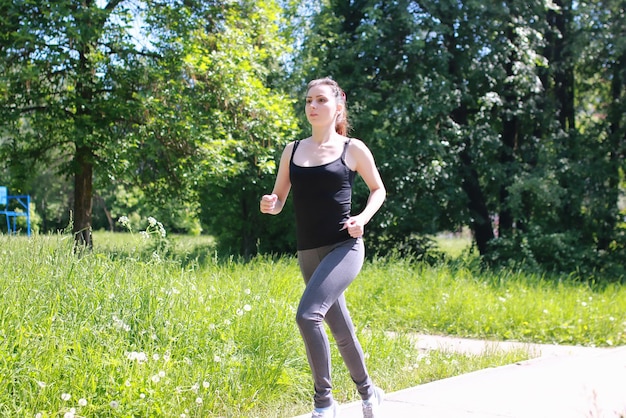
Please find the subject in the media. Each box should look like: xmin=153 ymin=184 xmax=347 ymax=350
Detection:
xmin=110 ymin=400 xmax=119 ymax=409
xmin=118 ymin=216 xmax=130 ymax=226
xmin=78 ymin=398 xmax=87 ymax=407
xmin=243 ymin=304 xmax=252 ymax=312
xmin=203 ymin=381 xmax=210 ymax=389
xmin=148 ymin=217 xmax=157 ymax=227
xmin=151 ymin=374 xmax=161 ymax=383
xmin=214 ymin=355 xmax=221 ymax=363
xmin=61 ymin=393 xmax=71 ymax=401
xmin=126 ymin=351 xmax=148 ymax=363
xmin=244 ymin=288 xmax=251 ymax=295
xmin=195 ymin=397 xmax=203 ymax=405
xmin=36 ymin=381 xmax=46 ymax=388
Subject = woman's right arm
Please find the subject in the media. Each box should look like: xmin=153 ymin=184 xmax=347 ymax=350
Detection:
xmin=260 ymin=143 xmax=293 ymax=215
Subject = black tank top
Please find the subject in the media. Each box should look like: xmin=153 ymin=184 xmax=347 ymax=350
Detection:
xmin=290 ymin=140 xmax=356 ymax=250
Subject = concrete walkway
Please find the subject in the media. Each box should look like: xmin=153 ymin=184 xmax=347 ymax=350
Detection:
xmin=293 ymin=335 xmax=626 ymax=418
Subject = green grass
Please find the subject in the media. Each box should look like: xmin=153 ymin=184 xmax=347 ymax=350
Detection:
xmin=0 ymin=231 xmax=624 ymax=417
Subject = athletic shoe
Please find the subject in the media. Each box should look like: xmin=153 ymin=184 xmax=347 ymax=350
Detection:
xmin=311 ymin=401 xmax=339 ymax=418
xmin=362 ymin=386 xmax=384 ymax=418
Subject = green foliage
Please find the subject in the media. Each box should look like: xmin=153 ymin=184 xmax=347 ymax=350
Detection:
xmin=0 ymin=0 xmax=624 ymax=278
xmin=175 ymin=0 xmax=300 ymax=257
xmin=290 ymin=0 xmax=626 ymax=278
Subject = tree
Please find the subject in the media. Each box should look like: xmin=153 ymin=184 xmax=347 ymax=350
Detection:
xmin=294 ymin=0 xmax=625 ymax=276
xmin=0 ymin=0 xmax=297 ymax=256
xmin=183 ymin=0 xmax=299 ymax=257
xmin=0 ymin=0 xmax=159 ymax=246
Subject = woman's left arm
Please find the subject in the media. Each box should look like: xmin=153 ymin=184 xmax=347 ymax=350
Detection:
xmin=343 ymin=139 xmax=386 ymax=237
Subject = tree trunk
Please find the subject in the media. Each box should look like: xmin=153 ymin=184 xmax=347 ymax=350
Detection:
xmin=444 ymin=21 xmax=494 ymax=256
xmin=597 ymin=50 xmax=626 ymax=250
xmin=499 ymin=33 xmax=518 ymax=238
xmin=459 ymin=144 xmax=495 ymax=255
xmin=73 ymin=146 xmax=93 ymax=249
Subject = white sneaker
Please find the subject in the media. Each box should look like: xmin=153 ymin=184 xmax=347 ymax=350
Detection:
xmin=362 ymin=386 xmax=384 ymax=418
xmin=311 ymin=401 xmax=339 ymax=418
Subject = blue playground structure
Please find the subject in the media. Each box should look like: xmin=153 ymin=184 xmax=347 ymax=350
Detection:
xmin=0 ymin=186 xmax=31 ymax=236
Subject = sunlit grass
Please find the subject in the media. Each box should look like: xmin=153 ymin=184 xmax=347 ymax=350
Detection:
xmin=0 ymin=231 xmax=623 ymax=417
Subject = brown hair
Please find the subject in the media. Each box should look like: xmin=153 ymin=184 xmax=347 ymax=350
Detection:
xmin=307 ymin=77 xmax=350 ymax=136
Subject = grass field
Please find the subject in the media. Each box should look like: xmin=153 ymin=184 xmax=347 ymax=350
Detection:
xmin=0 ymin=230 xmax=624 ymax=417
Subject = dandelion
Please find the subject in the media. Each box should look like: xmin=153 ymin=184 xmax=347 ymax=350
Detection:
xmin=126 ymin=351 xmax=148 ymax=363
xmin=195 ymin=397 xmax=203 ymax=405
xmin=158 ymin=370 xmax=166 ymax=378
xmin=37 ymin=381 xmax=46 ymax=388
xmin=140 ymin=393 xmax=146 ymax=399
xmin=36 ymin=413 xmax=43 ymax=418
xmin=110 ymin=401 xmax=119 ymax=409
xmin=236 ymin=309 xmax=243 ymax=316
xmin=244 ymin=288 xmax=251 ymax=295
xmin=78 ymin=398 xmax=87 ymax=407
xmin=151 ymin=374 xmax=161 ymax=383
xmin=61 ymin=393 xmax=71 ymax=401
xmin=214 ymin=355 xmax=221 ymax=363
xmin=243 ymin=304 xmax=252 ymax=312
xmin=63 ymin=409 xmax=76 ymax=418
xmin=203 ymin=381 xmax=210 ymax=389
xmin=191 ymin=383 xmax=200 ymax=392
xmin=153 ymin=353 xmax=160 ymax=361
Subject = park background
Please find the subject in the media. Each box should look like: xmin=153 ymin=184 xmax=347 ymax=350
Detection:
xmin=1 ymin=1 xmax=626 ymax=416
xmin=0 ymin=0 xmax=624 ymax=279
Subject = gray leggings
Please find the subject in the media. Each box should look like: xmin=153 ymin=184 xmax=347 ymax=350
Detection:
xmin=296 ymin=237 xmax=373 ymax=408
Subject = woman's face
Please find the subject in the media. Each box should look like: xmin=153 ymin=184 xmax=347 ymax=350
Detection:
xmin=305 ymin=84 xmax=342 ymax=127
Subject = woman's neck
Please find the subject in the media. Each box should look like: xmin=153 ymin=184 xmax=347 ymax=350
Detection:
xmin=310 ymin=126 xmax=338 ymax=145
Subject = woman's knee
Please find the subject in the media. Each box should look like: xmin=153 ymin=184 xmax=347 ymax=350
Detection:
xmin=295 ymin=307 xmax=323 ymax=330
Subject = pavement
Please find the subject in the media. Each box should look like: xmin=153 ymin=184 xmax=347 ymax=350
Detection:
xmin=292 ymin=334 xmax=626 ymax=418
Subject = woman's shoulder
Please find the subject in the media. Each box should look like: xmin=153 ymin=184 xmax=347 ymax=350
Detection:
xmin=346 ymin=137 xmax=372 ymax=153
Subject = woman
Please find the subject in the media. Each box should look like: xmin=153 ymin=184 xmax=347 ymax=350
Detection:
xmin=260 ymin=77 xmax=386 ymax=418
